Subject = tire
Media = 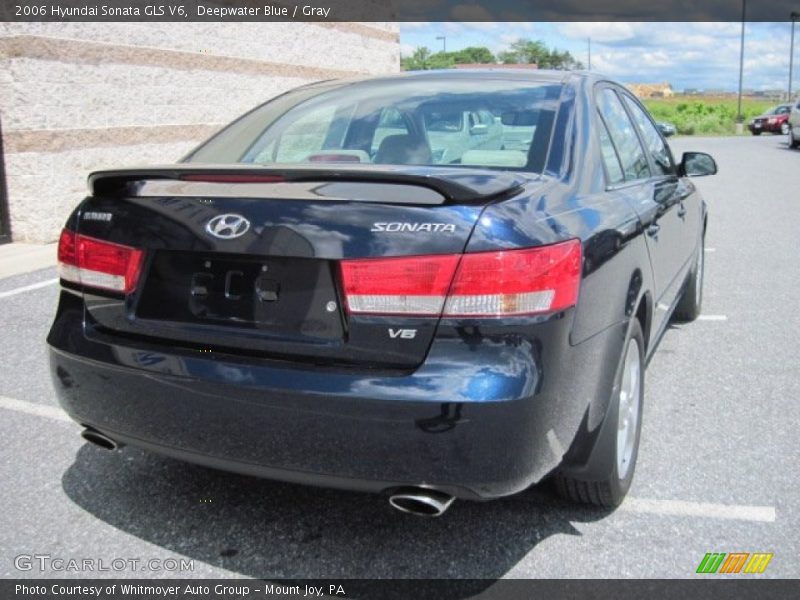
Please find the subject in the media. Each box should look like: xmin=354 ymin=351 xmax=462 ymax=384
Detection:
xmin=673 ymin=237 xmax=704 ymax=322
xmin=791 ymin=133 xmax=800 ymax=149
xmin=751 ymin=131 xmax=761 ymax=136
xmin=780 ymin=122 xmax=790 ymax=135
xmin=554 ymin=320 xmax=645 ymax=508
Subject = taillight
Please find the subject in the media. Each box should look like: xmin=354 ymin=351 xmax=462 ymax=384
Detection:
xmin=340 ymin=254 xmax=460 ymax=315
xmin=444 ymin=240 xmax=582 ymax=316
xmin=340 ymin=239 xmax=582 ymax=317
xmin=57 ymin=230 xmax=145 ymax=294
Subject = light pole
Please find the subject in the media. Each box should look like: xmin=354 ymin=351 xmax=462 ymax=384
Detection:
xmin=436 ymin=35 xmax=446 ymax=53
xmin=588 ymin=37 xmax=592 ymax=70
xmin=790 ymin=12 xmax=799 ymax=101
xmin=736 ymin=0 xmax=746 ymax=133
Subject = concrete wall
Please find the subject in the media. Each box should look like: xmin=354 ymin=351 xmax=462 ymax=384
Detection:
xmin=0 ymin=22 xmax=400 ymax=242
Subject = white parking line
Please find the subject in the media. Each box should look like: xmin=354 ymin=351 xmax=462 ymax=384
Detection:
xmin=0 ymin=278 xmax=58 ymax=299
xmin=705 ymin=248 xmax=716 ymax=252
xmin=698 ymin=315 xmax=728 ymax=321
xmin=622 ymin=497 xmax=776 ymax=523
xmin=0 ymin=395 xmax=71 ymax=423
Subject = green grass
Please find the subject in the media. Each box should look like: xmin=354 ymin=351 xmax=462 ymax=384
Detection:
xmin=643 ymin=96 xmax=775 ymax=136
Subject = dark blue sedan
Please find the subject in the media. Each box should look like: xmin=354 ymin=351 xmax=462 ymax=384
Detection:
xmin=48 ymin=70 xmax=716 ymax=516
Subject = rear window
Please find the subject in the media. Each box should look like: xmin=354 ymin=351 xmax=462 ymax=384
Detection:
xmin=187 ymin=78 xmax=564 ymax=173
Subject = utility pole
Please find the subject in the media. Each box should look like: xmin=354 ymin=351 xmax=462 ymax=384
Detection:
xmin=790 ymin=12 xmax=799 ymax=101
xmin=436 ymin=35 xmax=446 ymax=53
xmin=588 ymin=37 xmax=592 ymax=70
xmin=736 ymin=0 xmax=746 ymax=133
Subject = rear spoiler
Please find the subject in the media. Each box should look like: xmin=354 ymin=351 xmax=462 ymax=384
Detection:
xmin=87 ymin=164 xmax=529 ymax=204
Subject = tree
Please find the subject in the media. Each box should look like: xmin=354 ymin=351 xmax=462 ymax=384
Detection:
xmin=498 ymin=38 xmax=583 ymax=70
xmin=401 ymin=47 xmax=432 ymax=71
xmin=401 ymin=45 xmax=495 ymax=71
xmin=427 ymin=51 xmax=456 ymax=69
xmin=400 ymin=40 xmax=581 ymax=72
xmin=500 ymin=39 xmax=549 ymax=64
xmin=543 ymin=48 xmax=584 ymax=70
xmin=453 ymin=46 xmax=495 ymax=64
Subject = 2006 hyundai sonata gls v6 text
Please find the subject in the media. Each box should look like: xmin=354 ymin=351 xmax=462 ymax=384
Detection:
xmin=48 ymin=70 xmax=716 ymax=516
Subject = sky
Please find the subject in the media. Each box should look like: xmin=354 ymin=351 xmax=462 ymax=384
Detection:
xmin=400 ymin=22 xmax=799 ymax=93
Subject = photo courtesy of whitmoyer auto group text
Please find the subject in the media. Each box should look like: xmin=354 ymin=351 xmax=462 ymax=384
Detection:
xmin=0 ymin=0 xmax=798 ymax=598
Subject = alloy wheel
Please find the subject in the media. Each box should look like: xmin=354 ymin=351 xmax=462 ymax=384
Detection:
xmin=616 ymin=338 xmax=641 ymax=480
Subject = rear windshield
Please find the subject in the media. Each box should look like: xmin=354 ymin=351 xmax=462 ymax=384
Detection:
xmin=186 ymin=78 xmax=564 ymax=173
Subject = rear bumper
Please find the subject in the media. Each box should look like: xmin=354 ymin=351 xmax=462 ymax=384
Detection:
xmin=48 ymin=291 xmax=623 ymax=500
xmin=748 ymin=122 xmax=781 ymax=133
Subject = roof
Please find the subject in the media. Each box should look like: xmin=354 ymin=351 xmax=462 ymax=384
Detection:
xmin=295 ymin=69 xmax=612 ymax=95
xmin=453 ymin=63 xmax=538 ymax=70
xmin=396 ymin=68 xmax=574 ymax=82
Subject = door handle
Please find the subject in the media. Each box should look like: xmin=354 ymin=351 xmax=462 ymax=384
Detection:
xmin=677 ymin=204 xmax=687 ymax=218
xmin=646 ymin=224 xmax=661 ymax=237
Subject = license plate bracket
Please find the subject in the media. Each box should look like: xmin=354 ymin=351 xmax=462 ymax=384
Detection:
xmin=137 ymin=251 xmax=343 ymax=339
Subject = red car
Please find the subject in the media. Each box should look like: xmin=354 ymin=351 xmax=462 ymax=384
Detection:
xmin=748 ymin=104 xmax=792 ymax=135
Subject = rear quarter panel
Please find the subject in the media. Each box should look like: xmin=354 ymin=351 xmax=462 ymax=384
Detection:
xmin=465 ymin=185 xmax=651 ymax=347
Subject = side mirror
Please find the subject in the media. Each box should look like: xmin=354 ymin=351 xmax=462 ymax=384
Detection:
xmin=469 ymin=123 xmax=488 ymax=136
xmin=680 ymin=152 xmax=717 ymax=177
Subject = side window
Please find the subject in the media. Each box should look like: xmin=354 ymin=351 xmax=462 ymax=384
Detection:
xmin=424 ymin=110 xmax=464 ymax=132
xmin=622 ymin=95 xmax=675 ymax=176
xmin=596 ymin=88 xmax=651 ymax=181
xmin=597 ymin=112 xmax=625 ymax=185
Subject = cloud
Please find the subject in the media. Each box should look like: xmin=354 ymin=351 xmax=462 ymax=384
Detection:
xmin=400 ymin=22 xmax=799 ymax=92
xmin=561 ymin=22 xmax=796 ymax=91
xmin=557 ymin=22 xmax=639 ymax=43
xmin=499 ymin=33 xmax=521 ymax=45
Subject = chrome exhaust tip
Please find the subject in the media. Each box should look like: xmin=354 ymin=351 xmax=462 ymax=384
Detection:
xmin=81 ymin=428 xmax=120 ymax=451
xmin=388 ymin=488 xmax=455 ymax=517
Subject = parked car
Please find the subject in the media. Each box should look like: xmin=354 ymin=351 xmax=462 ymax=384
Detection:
xmin=48 ymin=71 xmax=716 ymax=516
xmin=789 ymin=100 xmax=800 ymax=149
xmin=656 ymin=121 xmax=676 ymax=137
xmin=748 ymin=104 xmax=792 ymax=135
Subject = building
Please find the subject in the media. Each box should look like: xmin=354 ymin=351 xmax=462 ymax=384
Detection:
xmin=626 ymin=82 xmax=674 ymax=99
xmin=0 ymin=23 xmax=400 ymax=242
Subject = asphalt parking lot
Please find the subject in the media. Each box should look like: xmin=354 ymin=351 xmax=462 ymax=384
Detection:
xmin=0 ymin=134 xmax=798 ymax=581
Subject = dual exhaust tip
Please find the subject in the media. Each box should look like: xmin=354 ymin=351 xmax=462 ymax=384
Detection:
xmin=79 ymin=429 xmax=454 ymax=516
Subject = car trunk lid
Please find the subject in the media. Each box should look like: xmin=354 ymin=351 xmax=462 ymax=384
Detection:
xmin=75 ymin=165 xmax=530 ymax=368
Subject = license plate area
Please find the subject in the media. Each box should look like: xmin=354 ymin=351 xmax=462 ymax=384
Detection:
xmin=137 ymin=251 xmax=344 ymax=340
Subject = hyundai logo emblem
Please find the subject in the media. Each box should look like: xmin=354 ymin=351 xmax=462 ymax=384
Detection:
xmin=205 ymin=214 xmax=250 ymax=240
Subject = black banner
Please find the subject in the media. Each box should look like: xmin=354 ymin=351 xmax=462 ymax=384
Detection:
xmin=3 ymin=579 xmax=800 ymax=600
xmin=1 ymin=0 xmax=799 ymax=22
